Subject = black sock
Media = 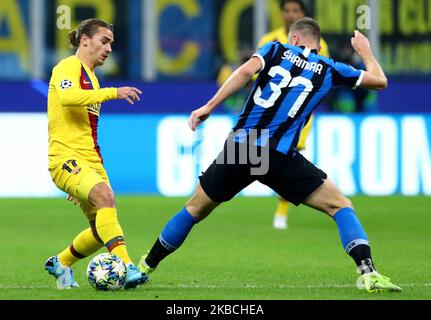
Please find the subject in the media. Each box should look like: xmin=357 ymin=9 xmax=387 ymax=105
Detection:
xmin=349 ymin=244 xmax=376 ymax=274
xmin=145 ymin=237 xmax=175 ymax=269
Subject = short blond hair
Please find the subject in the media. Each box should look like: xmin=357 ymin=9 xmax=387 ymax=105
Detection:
xmin=289 ymin=17 xmax=321 ymax=44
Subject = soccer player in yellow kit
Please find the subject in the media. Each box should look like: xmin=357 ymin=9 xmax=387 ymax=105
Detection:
xmin=44 ymin=18 xmax=147 ymax=289
xmin=258 ymin=0 xmax=330 ymax=229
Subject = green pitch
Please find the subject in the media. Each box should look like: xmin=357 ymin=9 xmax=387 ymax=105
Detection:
xmin=0 ymin=196 xmax=430 ymax=300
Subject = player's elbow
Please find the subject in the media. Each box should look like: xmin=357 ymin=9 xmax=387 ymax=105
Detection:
xmin=374 ymin=77 xmax=388 ymax=90
xmin=360 ymin=71 xmax=388 ymax=90
xmin=363 ymin=75 xmax=388 ymax=90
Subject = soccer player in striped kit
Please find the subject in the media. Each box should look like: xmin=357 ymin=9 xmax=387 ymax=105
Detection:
xmin=44 ymin=18 xmax=147 ymax=289
xmin=258 ymin=0 xmax=330 ymax=230
xmin=138 ymin=18 xmax=401 ymax=293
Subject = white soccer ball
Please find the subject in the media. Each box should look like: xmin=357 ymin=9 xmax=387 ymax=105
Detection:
xmin=87 ymin=253 xmax=127 ymax=291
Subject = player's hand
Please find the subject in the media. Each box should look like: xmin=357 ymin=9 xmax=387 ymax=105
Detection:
xmin=189 ymin=105 xmax=212 ymax=131
xmin=117 ymin=87 xmax=142 ymax=105
xmin=351 ymin=30 xmax=372 ymax=58
xmin=66 ymin=194 xmax=80 ymax=206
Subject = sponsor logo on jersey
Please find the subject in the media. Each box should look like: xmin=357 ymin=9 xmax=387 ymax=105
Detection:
xmin=62 ymin=159 xmax=81 ymax=175
xmin=87 ymin=103 xmax=101 ymax=116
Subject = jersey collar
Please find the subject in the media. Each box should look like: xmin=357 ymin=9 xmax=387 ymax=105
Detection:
xmin=299 ymin=46 xmax=318 ymax=54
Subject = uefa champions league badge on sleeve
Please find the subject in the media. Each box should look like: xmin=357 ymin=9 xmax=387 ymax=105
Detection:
xmin=60 ymin=79 xmax=73 ymax=89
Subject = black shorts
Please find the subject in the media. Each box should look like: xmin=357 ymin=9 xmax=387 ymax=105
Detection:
xmin=199 ymin=141 xmax=327 ymax=205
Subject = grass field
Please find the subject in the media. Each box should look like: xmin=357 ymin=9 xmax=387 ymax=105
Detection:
xmin=0 ymin=196 xmax=430 ymax=300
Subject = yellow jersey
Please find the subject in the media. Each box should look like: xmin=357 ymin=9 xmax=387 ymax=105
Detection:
xmin=47 ymin=55 xmax=117 ymax=169
xmin=257 ymin=27 xmax=330 ymax=57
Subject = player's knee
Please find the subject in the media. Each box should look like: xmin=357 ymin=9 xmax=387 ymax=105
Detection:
xmin=89 ymin=183 xmax=115 ymax=208
xmin=185 ymin=197 xmax=216 ymax=221
xmin=184 ymin=183 xmax=219 ymax=220
xmin=185 ymin=199 xmax=205 ymax=220
xmin=97 ymin=190 xmax=115 ymax=208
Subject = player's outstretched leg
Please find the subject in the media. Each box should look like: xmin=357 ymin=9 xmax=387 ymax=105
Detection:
xmin=273 ymin=197 xmax=289 ymax=229
xmin=138 ymin=206 xmax=199 ymax=274
xmin=90 ymin=182 xmax=148 ymax=289
xmin=304 ymin=179 xmax=402 ymax=293
xmin=333 ymin=207 xmax=401 ymax=293
xmin=138 ymin=183 xmax=218 ymax=275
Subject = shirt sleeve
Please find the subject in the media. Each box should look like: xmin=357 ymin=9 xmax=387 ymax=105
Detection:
xmin=331 ymin=61 xmax=364 ymax=89
xmin=52 ymin=62 xmax=117 ymax=107
xmin=252 ymin=41 xmax=277 ymax=72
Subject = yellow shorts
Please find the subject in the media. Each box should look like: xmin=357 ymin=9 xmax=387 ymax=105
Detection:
xmin=49 ymin=158 xmax=111 ymax=220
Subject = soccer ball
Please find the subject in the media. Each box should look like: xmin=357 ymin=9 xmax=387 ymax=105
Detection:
xmin=87 ymin=253 xmax=127 ymax=291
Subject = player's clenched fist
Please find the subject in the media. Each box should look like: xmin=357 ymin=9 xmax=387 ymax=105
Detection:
xmin=117 ymin=87 xmax=142 ymax=104
xmin=351 ymin=30 xmax=372 ymax=57
xmin=189 ymin=104 xmax=212 ymax=131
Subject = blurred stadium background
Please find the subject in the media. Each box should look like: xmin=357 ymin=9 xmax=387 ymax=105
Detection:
xmin=1 ymin=0 xmax=431 ymax=300
xmin=1 ymin=0 xmax=430 ymax=199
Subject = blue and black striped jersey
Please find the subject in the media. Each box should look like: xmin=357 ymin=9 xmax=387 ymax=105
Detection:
xmin=232 ymin=41 xmax=364 ymax=155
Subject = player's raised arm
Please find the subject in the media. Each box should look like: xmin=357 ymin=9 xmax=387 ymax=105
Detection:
xmin=351 ymin=30 xmax=388 ymax=90
xmin=57 ymin=85 xmax=141 ymax=106
xmin=188 ymin=57 xmax=262 ymax=131
xmin=54 ymin=66 xmax=142 ymax=107
xmin=56 ymin=84 xmax=116 ymax=106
